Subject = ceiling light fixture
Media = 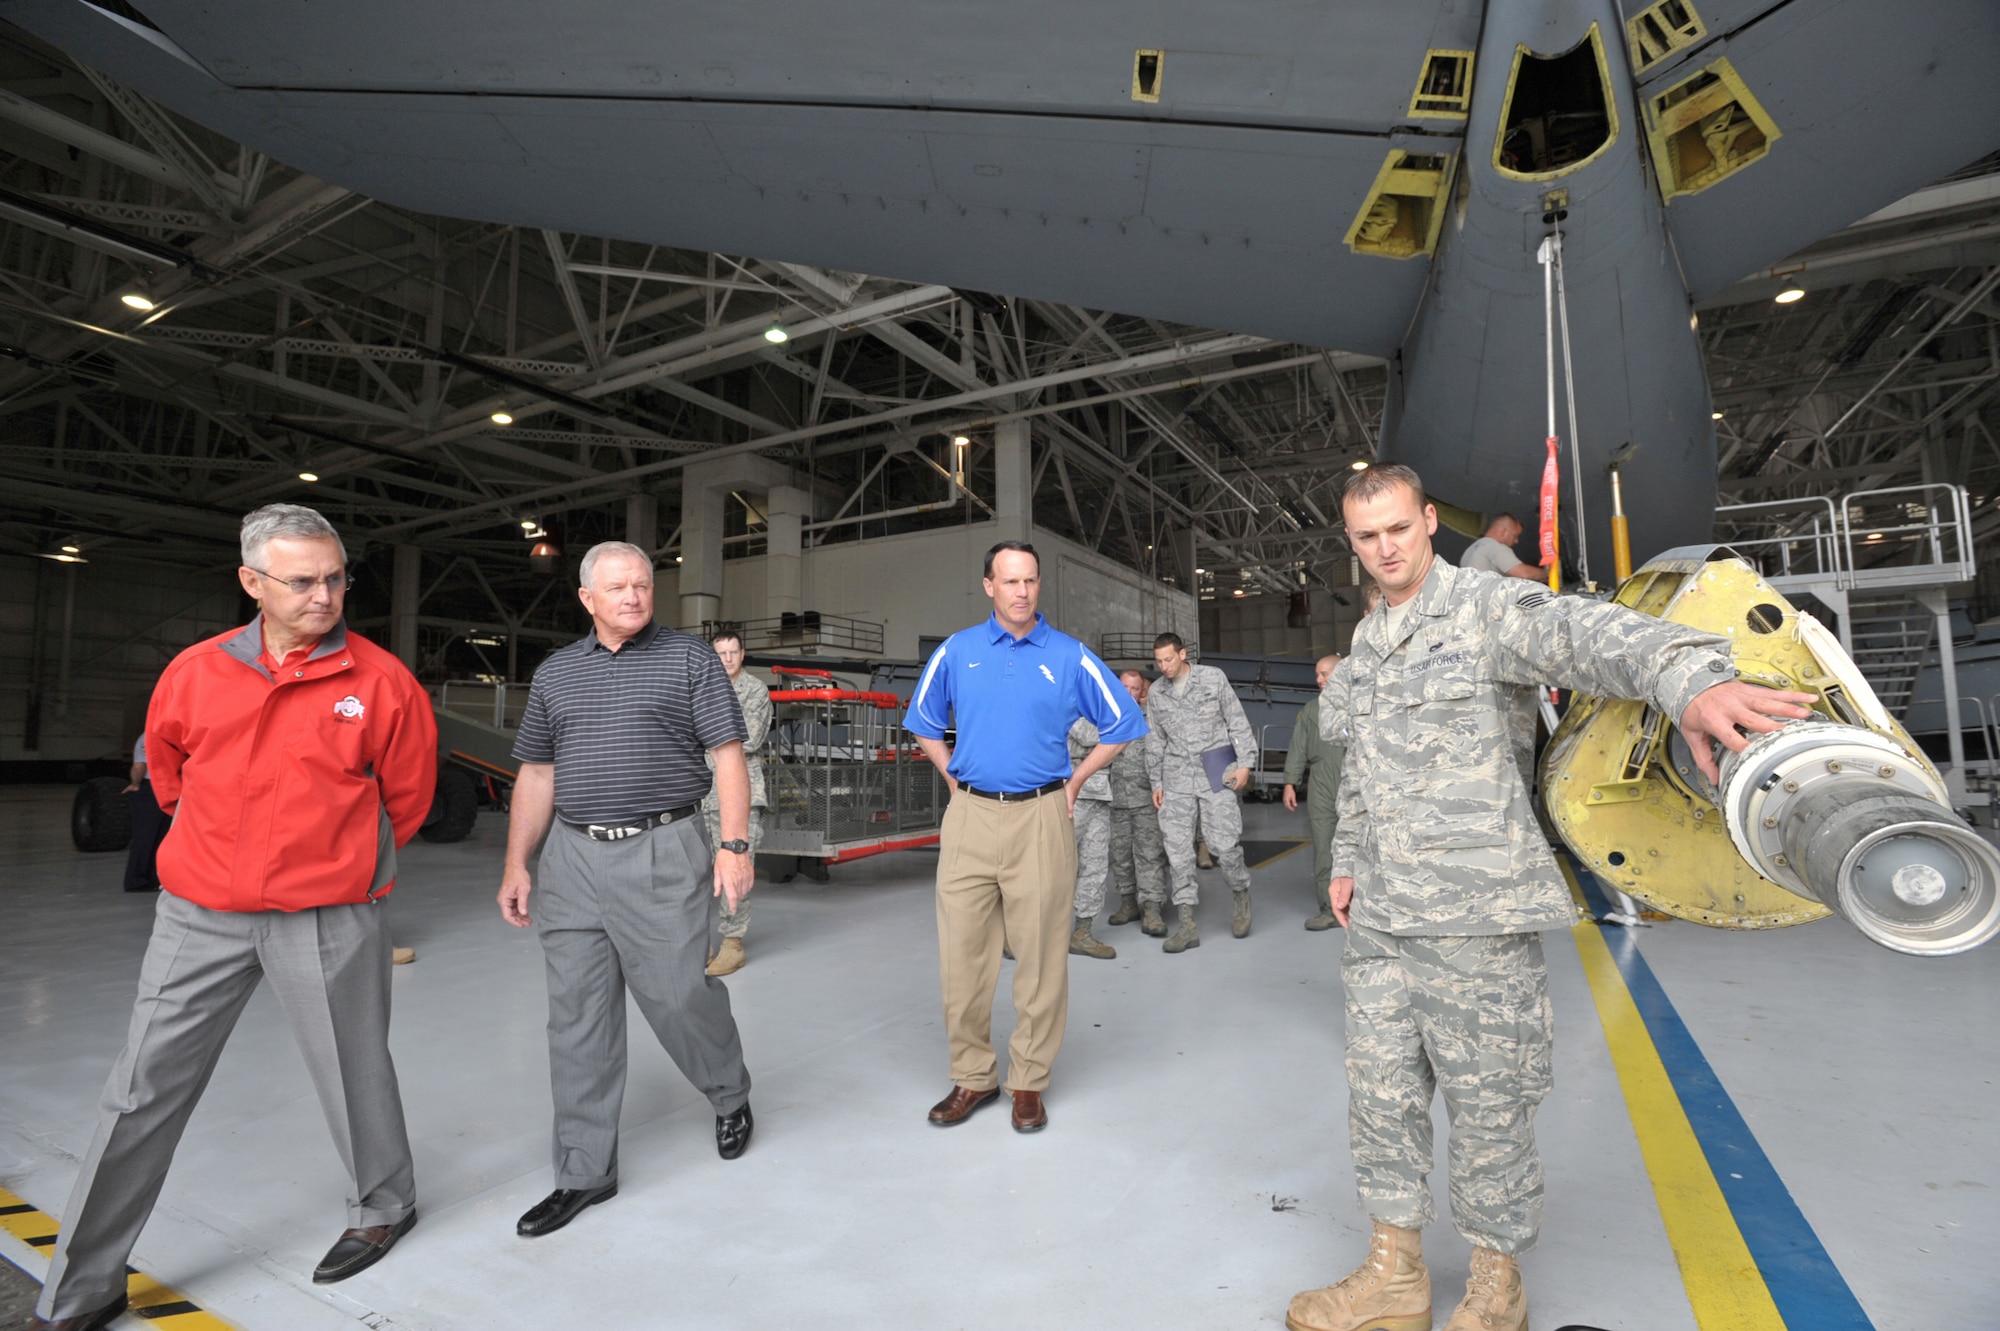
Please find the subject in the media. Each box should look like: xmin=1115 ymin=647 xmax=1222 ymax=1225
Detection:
xmin=1350 ymin=459 xmax=1370 ymax=471
xmin=298 ymin=471 xmax=319 ymax=482
xmin=491 ymin=410 xmax=514 ymax=425
xmin=43 ymin=552 xmax=87 ymax=563
xmin=1195 ymin=567 xmax=1206 ymax=574
xmin=1711 ymin=410 xmax=1725 ymax=420
xmin=1774 ymin=285 xmax=1805 ymax=304
xmin=119 ymin=289 xmax=155 ymax=312
xmin=764 ymin=326 xmax=789 ymax=344
xmin=520 ymin=518 xmax=538 ymax=530
xmin=60 ymin=544 xmax=80 ymax=554
xmin=951 ymin=434 xmax=970 ymax=448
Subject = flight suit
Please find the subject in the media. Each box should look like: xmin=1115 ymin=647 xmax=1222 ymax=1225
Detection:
xmin=702 ymin=669 xmax=772 ymax=938
xmin=1145 ymin=663 xmax=1258 ymax=907
xmin=1282 ymin=693 xmax=1345 ymax=916
xmin=1067 ymin=718 xmax=1116 ymax=917
xmin=1107 ymin=731 xmax=1168 ymax=907
xmin=1322 ymin=557 xmax=1734 ymax=1253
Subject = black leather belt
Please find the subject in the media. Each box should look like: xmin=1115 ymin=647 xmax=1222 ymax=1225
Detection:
xmin=961 ymin=779 xmax=1066 ymax=803
xmin=573 ymin=805 xmax=698 ymax=841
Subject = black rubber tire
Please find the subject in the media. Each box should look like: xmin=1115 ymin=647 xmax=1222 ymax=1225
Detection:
xmin=419 ymin=765 xmax=479 ymax=843
xmin=72 ymin=776 xmax=133 ymax=852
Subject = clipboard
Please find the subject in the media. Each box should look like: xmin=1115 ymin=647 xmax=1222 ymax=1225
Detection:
xmin=1200 ymin=744 xmax=1238 ymax=793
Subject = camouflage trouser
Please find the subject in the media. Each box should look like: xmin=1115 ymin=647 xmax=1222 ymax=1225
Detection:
xmin=1342 ymin=923 xmax=1554 ymax=1255
xmin=1109 ymin=804 xmax=1168 ymax=905
xmin=1071 ymin=799 xmax=1113 ymax=918
xmin=1157 ymin=788 xmax=1249 ymax=906
xmin=699 ymin=800 xmax=764 ymax=939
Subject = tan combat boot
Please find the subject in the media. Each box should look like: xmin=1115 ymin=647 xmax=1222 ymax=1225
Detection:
xmin=1069 ymin=916 xmax=1116 ymax=959
xmin=1162 ymin=904 xmax=1200 ymax=953
xmin=706 ymin=937 xmax=746 ymax=976
xmin=1442 ymin=1248 xmax=1525 ymax=1331
xmin=1286 ymin=1221 xmax=1431 ymax=1331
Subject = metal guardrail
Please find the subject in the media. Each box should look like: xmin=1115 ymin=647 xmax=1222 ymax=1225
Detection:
xmin=439 ymin=680 xmax=527 ymax=730
xmin=1099 ymin=633 xmax=1195 ymax=662
xmin=696 ymin=613 xmax=884 ymax=655
xmin=1841 ymin=484 xmax=1975 ymax=588
xmin=1714 ymin=483 xmax=1974 ymax=592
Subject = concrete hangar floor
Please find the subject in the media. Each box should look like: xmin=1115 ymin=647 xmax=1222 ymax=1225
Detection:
xmin=0 ymin=785 xmax=1992 ymax=1331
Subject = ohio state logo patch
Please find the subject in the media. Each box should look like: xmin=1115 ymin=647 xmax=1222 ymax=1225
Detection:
xmin=333 ymin=695 xmax=366 ymax=723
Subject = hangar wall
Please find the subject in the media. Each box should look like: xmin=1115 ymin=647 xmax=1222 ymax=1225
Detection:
xmin=0 ymin=555 xmax=243 ymax=766
xmin=673 ymin=519 xmax=1197 ymax=660
xmin=1200 ymin=587 xmax=1364 ymax=661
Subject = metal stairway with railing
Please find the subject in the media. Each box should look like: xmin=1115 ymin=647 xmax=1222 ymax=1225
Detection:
xmin=1842 ymin=594 xmax=1937 ymax=719
xmin=1712 ymin=483 xmax=1979 ymax=803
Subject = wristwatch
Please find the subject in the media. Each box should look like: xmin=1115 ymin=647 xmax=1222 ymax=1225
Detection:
xmin=718 ymin=838 xmax=751 ymax=854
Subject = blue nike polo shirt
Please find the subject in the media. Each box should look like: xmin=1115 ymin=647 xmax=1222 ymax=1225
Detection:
xmin=906 ymin=612 xmax=1147 ymax=793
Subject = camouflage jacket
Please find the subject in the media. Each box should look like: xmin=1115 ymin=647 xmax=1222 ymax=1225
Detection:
xmin=1320 ymin=557 xmax=1734 ymax=936
xmin=1144 ymin=663 xmax=1259 ymax=793
xmin=1106 ymin=732 xmax=1156 ymax=808
xmin=1068 ymin=718 xmax=1113 ymax=801
xmin=1282 ymin=696 xmax=1345 ymax=817
xmin=704 ymin=670 xmax=772 ymax=809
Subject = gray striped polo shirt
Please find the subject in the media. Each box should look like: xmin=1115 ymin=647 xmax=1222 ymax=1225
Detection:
xmin=513 ymin=621 xmax=748 ymax=825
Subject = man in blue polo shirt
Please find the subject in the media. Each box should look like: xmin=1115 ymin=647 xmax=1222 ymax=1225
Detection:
xmin=907 ymin=541 xmax=1147 ymax=1132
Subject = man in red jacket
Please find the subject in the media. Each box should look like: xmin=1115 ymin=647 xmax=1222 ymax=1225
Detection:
xmin=32 ymin=505 xmax=438 ymax=1331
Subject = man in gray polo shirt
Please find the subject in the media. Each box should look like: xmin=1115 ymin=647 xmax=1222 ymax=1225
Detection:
xmin=1460 ymin=513 xmax=1546 ymax=582
xmin=498 ymin=541 xmax=755 ymax=1239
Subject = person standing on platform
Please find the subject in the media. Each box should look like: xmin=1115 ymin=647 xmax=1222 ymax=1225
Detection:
xmin=1065 ymin=717 xmax=1118 ymax=959
xmin=1105 ymin=669 xmax=1170 ymax=937
xmin=1282 ymin=653 xmax=1346 ymax=932
xmin=1460 ymin=512 xmax=1547 ymax=581
xmin=1285 ymin=465 xmax=1813 ymax=1331
xmin=702 ymin=628 xmax=771 ymax=977
xmin=1145 ymin=633 xmax=1259 ymax=952
xmin=118 ymin=732 xmax=169 ymax=894
xmin=33 ymin=504 xmax=436 ymax=1331
xmin=906 ymin=541 xmax=1145 ymax=1133
xmin=498 ymin=541 xmax=756 ymax=1240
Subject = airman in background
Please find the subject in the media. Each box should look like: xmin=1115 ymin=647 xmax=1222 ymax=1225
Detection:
xmin=1145 ymin=633 xmax=1259 ymax=952
xmin=1105 ymin=669 xmax=1170 ymax=935
xmin=1282 ymin=653 xmax=1345 ymax=931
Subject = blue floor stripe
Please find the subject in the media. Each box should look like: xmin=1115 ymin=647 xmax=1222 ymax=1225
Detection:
xmin=1573 ymin=864 xmax=1876 ymax=1331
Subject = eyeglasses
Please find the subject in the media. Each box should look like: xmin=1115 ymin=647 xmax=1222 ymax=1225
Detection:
xmin=250 ymin=568 xmax=349 ymax=596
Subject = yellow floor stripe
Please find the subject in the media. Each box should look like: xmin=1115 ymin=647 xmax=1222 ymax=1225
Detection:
xmin=0 ymin=1185 xmax=238 ymax=1329
xmin=1565 ymin=909 xmax=1789 ymax=1331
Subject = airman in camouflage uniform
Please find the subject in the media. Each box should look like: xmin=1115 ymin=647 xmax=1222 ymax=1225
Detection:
xmin=1066 ymin=718 xmax=1118 ymax=959
xmin=1287 ymin=465 xmax=1811 ymax=1331
xmin=1146 ymin=633 xmax=1258 ymax=952
xmin=1106 ymin=669 xmax=1169 ymax=935
xmin=1282 ymin=653 xmax=1346 ymax=931
xmin=702 ymin=631 xmax=772 ymax=977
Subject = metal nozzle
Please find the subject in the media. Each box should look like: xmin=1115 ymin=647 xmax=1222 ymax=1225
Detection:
xmin=1718 ymin=720 xmax=2000 ymax=956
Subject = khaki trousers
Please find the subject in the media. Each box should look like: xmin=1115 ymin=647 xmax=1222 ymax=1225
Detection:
xmin=935 ymin=789 xmax=1077 ymax=1093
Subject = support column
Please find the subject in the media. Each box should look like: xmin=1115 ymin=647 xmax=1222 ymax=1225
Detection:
xmin=993 ymin=418 xmax=1031 ymax=547
xmin=391 ymin=544 xmax=421 ymax=671
xmin=1918 ymin=587 xmax=1967 ymax=805
xmin=678 ymin=482 xmax=726 ymax=630
xmin=625 ymin=492 xmax=659 ymax=555
xmin=1168 ymin=526 xmax=1198 ymax=595
xmin=766 ymin=485 xmax=809 ymax=620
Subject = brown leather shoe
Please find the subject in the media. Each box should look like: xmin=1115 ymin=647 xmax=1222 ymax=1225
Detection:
xmin=927 ymin=1085 xmax=999 ymax=1126
xmin=1010 ymin=1089 xmax=1048 ymax=1132
xmin=29 ymin=1294 xmax=127 ymax=1331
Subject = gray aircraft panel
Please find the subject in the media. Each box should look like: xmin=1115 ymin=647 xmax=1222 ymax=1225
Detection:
xmin=129 ymin=0 xmax=1478 ymax=134
xmin=1642 ymin=0 xmax=2000 ymax=295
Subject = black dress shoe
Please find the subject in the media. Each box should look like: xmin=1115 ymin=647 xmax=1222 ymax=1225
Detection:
xmin=717 ymin=1103 xmax=754 ymax=1160
xmin=28 ymin=1292 xmax=126 ymax=1330
xmin=516 ymin=1184 xmax=616 ymax=1238
xmin=313 ymin=1209 xmax=417 ymax=1284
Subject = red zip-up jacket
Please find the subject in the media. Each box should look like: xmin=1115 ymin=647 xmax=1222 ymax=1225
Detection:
xmin=146 ymin=618 xmax=438 ymax=912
